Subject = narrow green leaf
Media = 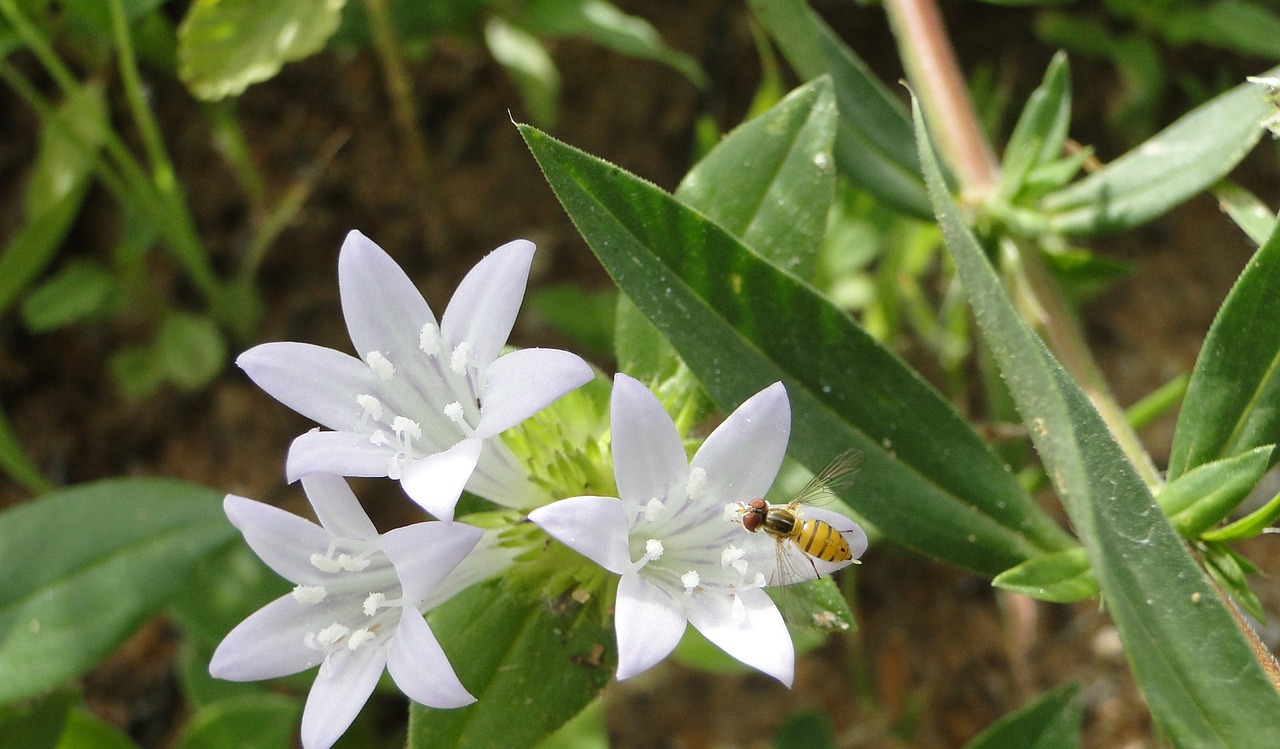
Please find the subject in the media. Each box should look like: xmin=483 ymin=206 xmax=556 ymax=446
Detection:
xmin=676 ymin=77 xmax=837 ymax=278
xmin=1201 ymin=488 xmax=1280 ymax=542
xmin=1169 ymin=220 xmax=1280 ymax=479
xmin=20 ymin=259 xmax=117 ymax=333
xmin=0 ymin=478 xmax=234 ymax=703
xmin=177 ymin=0 xmax=348 ymax=100
xmin=962 ymin=684 xmax=1081 ymax=749
xmin=1213 ymin=181 xmax=1277 ymax=246
xmin=748 ymin=0 xmax=932 ymax=219
xmin=408 ymin=583 xmax=615 ymax=749
xmin=999 ymin=51 xmax=1071 ymax=203
xmin=522 ymin=124 xmax=1075 ymax=577
xmin=917 ymin=96 xmax=1280 ymax=746
xmin=613 ymin=294 xmax=679 ymax=382
xmin=1158 ymin=445 xmax=1273 ymax=538
xmin=993 ymin=547 xmax=1097 ymax=604
xmin=0 ymin=401 xmax=52 ymax=494
xmin=1202 ymin=542 xmax=1266 ymax=621
xmin=484 ymin=17 xmax=559 ymax=128
xmin=176 ymin=694 xmax=300 ymax=749
xmin=56 ymin=708 xmax=140 ymax=749
xmin=1041 ymin=68 xmax=1280 ymax=234
xmin=24 ymin=82 xmax=107 ymax=218
xmin=0 ymin=691 xmax=75 ymax=749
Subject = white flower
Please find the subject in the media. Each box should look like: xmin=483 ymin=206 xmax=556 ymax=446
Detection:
xmin=237 ymin=231 xmax=594 ymax=520
xmin=209 ymin=474 xmax=485 ymax=749
xmin=529 ymin=374 xmax=820 ymax=686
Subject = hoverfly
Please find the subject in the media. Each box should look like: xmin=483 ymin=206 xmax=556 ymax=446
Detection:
xmin=738 ymin=449 xmax=867 ymax=585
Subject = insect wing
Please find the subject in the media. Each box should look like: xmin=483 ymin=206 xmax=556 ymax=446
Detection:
xmin=788 ymin=449 xmax=864 ymax=509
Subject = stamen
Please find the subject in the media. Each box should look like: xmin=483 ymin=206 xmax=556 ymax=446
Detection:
xmin=723 ymin=503 xmax=744 ymax=522
xmin=643 ymin=497 xmax=665 ymax=522
xmin=729 ymin=592 xmax=748 ymax=623
xmin=292 ymin=584 xmax=328 ymax=604
xmin=645 ymin=538 xmax=664 ymax=560
xmin=315 ymin=622 xmax=350 ymax=649
xmin=336 ymin=553 xmax=371 ymax=572
xmin=680 ymin=570 xmax=700 ymax=594
xmin=419 ymin=323 xmax=442 ymax=356
xmin=444 ymin=401 xmax=476 ymax=437
xmin=356 ymin=394 xmax=383 ymax=424
xmin=686 ymin=467 xmax=708 ymax=501
xmin=310 ymin=553 xmax=343 ymax=573
xmin=369 ymin=429 xmax=391 ymax=447
xmin=721 ymin=545 xmax=748 ymax=576
xmin=392 ymin=416 xmax=421 ymax=442
xmin=365 ymin=351 xmax=395 ymax=381
xmin=347 ymin=628 xmax=377 ymax=651
xmin=363 ymin=592 xmax=385 ymax=616
xmin=450 ymin=342 xmax=471 ymax=376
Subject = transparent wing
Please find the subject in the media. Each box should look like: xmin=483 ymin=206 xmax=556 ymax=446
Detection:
xmin=789 ymin=448 xmax=864 ymax=508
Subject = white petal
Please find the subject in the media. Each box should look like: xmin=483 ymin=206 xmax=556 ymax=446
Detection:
xmin=209 ymin=593 xmax=326 ymax=681
xmin=223 ymin=495 xmax=329 ymax=584
xmin=301 ymin=474 xmax=378 ymax=540
xmin=380 ymin=521 xmax=484 ymax=605
xmin=687 ymin=587 xmax=794 ymax=686
xmin=299 ymin=643 xmax=386 ymax=749
xmin=473 ymin=348 xmax=593 ymax=438
xmin=527 ymin=496 xmax=631 ymax=575
xmin=286 ymin=430 xmax=394 ymax=483
xmin=440 ymin=239 xmax=534 ymax=368
xmin=422 ymin=531 xmax=519 ymax=610
xmin=237 ymin=343 xmax=373 ymax=431
xmin=691 ymin=382 xmax=790 ymax=506
xmin=399 ymin=438 xmax=483 ymax=522
xmin=338 ymin=230 xmax=438 ymax=364
xmin=609 ymin=374 xmax=688 ymax=512
xmin=387 ymin=609 xmax=476 ymax=708
xmin=613 ymin=573 xmax=686 ymax=680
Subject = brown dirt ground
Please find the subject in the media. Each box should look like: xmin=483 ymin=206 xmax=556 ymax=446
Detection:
xmin=3 ymin=1 xmax=1280 ymax=748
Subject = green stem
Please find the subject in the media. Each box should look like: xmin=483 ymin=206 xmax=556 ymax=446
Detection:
xmin=1126 ymin=373 xmax=1189 ymax=432
xmin=106 ymin=0 xmax=175 ymax=192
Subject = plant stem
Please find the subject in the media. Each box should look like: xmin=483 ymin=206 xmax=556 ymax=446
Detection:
xmin=884 ymin=0 xmax=997 ymax=195
xmin=107 ymin=0 xmax=175 ymax=192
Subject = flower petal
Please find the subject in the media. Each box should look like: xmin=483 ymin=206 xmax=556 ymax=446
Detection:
xmin=380 ymin=521 xmax=484 ymax=605
xmin=387 ymin=608 xmax=476 ymax=708
xmin=422 ymin=529 xmax=519 ymax=610
xmin=613 ymin=572 xmax=686 ymax=680
xmin=237 ymin=342 xmax=373 ymax=432
xmin=691 ymin=382 xmax=790 ymax=506
xmin=772 ymin=506 xmax=867 ymax=582
xmin=527 ymin=496 xmax=632 ymax=574
xmin=338 ymin=230 xmax=437 ymax=363
xmin=286 ymin=430 xmax=393 ymax=483
xmin=399 ymin=438 xmax=483 ymax=522
xmin=474 ymin=348 xmax=593 ymax=438
xmin=209 ymin=593 xmax=326 ymax=681
xmin=300 ymin=644 xmax=386 ymax=749
xmin=223 ymin=495 xmax=329 ymax=584
xmin=610 ymin=374 xmax=688 ymax=512
xmin=301 ymin=474 xmax=378 ymax=541
xmin=687 ymin=587 xmax=793 ymax=686
xmin=440 ymin=239 xmax=534 ymax=369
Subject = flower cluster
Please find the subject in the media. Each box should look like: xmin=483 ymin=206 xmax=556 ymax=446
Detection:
xmin=213 ymin=231 xmax=866 ymax=749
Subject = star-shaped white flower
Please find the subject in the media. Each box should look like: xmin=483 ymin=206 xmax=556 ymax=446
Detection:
xmin=209 ymin=474 xmax=484 ymax=749
xmin=237 ymin=231 xmax=594 ymax=520
xmin=529 ymin=374 xmax=855 ymax=686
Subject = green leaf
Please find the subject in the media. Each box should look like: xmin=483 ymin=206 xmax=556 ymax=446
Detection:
xmin=528 ymin=285 xmax=616 ymax=359
xmin=1169 ymin=220 xmax=1280 ymax=479
xmin=993 ymin=547 xmax=1098 ymax=604
xmin=20 ymin=259 xmax=117 ymax=333
xmin=770 ymin=709 xmax=835 ymax=749
xmin=407 ymin=583 xmax=615 ymax=749
xmin=1201 ymin=541 xmax=1266 ymax=621
xmin=1160 ymin=0 xmax=1280 ymax=58
xmin=999 ymin=51 xmax=1071 ymax=204
xmin=917 ymin=95 xmax=1280 ymax=746
xmin=176 ymin=694 xmax=300 ymax=749
xmin=1213 ymin=181 xmax=1277 ymax=246
xmin=748 ymin=0 xmax=932 ymax=219
xmin=1040 ymin=67 xmax=1280 ymax=234
xmin=522 ymin=124 xmax=1075 ymax=577
xmin=519 ymin=0 xmax=706 ymax=88
xmin=156 ymin=312 xmax=227 ymax=390
xmin=962 ymin=684 xmax=1081 ymax=749
xmin=676 ymin=77 xmax=837 ymax=279
xmin=533 ymin=698 xmax=606 ymax=749
xmin=56 ymin=708 xmax=140 ymax=749
xmin=0 ymin=691 xmax=75 ymax=749
xmin=0 ymin=478 xmax=234 ymax=703
xmin=177 ymin=0 xmax=348 ymax=100
xmin=0 ymin=401 xmax=52 ymax=495
xmin=1201 ymin=488 xmax=1280 ymax=542
xmin=168 ymin=539 xmax=291 ymax=648
xmin=613 ymin=294 xmax=679 ymax=382
xmin=1157 ymin=445 xmax=1273 ymax=539
xmin=484 ymin=17 xmax=559 ymax=128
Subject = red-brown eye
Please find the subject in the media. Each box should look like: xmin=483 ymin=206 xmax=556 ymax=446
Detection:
xmin=742 ymin=512 xmax=761 ymax=532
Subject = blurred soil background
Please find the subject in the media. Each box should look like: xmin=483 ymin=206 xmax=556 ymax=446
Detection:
xmin=2 ymin=1 xmax=1279 ymax=747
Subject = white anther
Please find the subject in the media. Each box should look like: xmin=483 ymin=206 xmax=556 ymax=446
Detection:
xmin=419 ymin=323 xmax=442 ymax=356
xmin=347 ymin=628 xmax=377 ymax=651
xmin=363 ymin=592 xmax=385 ymax=616
xmin=643 ymin=497 xmax=665 ymax=522
xmin=315 ymin=622 xmax=350 ymax=649
xmin=392 ymin=416 xmax=421 ymax=442
xmin=365 ymin=351 xmax=395 ymax=381
xmin=356 ymin=394 xmax=383 ymax=423
xmin=686 ymin=467 xmax=707 ymax=501
xmin=645 ymin=538 xmax=664 ymax=560
xmin=292 ymin=584 xmax=328 ymax=604
xmin=336 ymin=553 xmax=370 ymax=572
xmin=723 ymin=503 xmax=743 ymax=522
xmin=721 ymin=545 xmax=748 ymax=576
xmin=310 ymin=553 xmax=343 ymax=573
xmin=450 ymin=342 xmax=471 ymax=376
xmin=680 ymin=570 xmax=700 ymax=593
xmin=369 ymin=429 xmax=391 ymax=447
xmin=444 ymin=401 xmax=465 ymax=423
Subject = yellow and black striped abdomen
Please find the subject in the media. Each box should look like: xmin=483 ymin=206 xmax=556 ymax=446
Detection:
xmin=791 ymin=518 xmax=853 ymax=563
